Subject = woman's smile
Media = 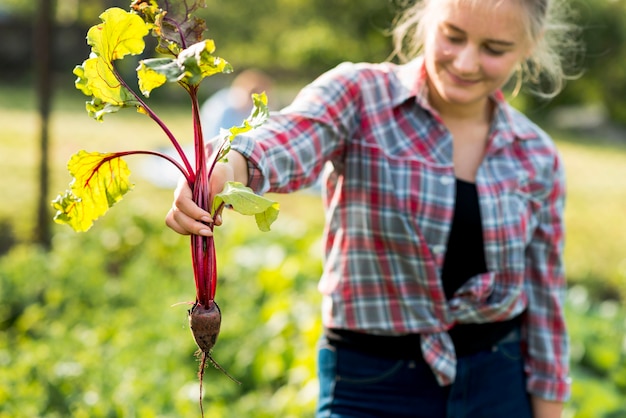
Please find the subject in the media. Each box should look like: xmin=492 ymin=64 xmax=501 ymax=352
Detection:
xmin=446 ymin=69 xmax=481 ymax=86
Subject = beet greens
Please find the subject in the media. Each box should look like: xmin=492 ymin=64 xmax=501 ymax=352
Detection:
xmin=51 ymin=0 xmax=278 ymax=391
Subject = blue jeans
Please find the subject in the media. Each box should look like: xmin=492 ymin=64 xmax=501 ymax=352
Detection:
xmin=316 ymin=336 xmax=531 ymax=418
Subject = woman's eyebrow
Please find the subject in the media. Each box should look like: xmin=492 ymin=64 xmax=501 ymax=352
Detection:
xmin=445 ymin=23 xmax=516 ymax=47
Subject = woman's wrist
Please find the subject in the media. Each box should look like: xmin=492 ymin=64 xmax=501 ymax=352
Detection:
xmin=531 ymin=395 xmax=563 ymax=418
xmin=227 ymin=150 xmax=250 ymax=186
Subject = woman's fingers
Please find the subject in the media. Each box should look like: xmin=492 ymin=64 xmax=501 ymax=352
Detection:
xmin=165 ymin=177 xmax=214 ymax=236
xmin=166 ymin=205 xmax=213 ymax=236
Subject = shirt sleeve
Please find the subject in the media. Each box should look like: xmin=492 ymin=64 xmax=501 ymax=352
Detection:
xmin=523 ymin=151 xmax=571 ymax=402
xmin=229 ymin=62 xmax=364 ymax=194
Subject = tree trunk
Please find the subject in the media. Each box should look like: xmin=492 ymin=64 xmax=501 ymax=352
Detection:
xmin=34 ymin=0 xmax=55 ymax=249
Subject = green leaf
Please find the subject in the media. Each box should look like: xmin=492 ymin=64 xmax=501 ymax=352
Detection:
xmin=77 ymin=56 xmax=138 ymax=115
xmin=247 ymin=93 xmax=270 ymax=129
xmin=137 ymin=58 xmax=184 ymax=97
xmin=87 ymin=8 xmax=150 ymax=62
xmin=213 ymin=182 xmax=279 ymax=232
xmin=179 ymin=40 xmax=233 ymax=84
xmin=254 ymin=205 xmax=281 ymax=233
xmin=74 ymin=8 xmax=150 ymax=119
xmin=136 ymin=40 xmax=232 ymax=94
xmin=215 ymin=92 xmax=270 ymax=161
xmin=73 ymin=63 xmax=92 ymax=96
xmin=51 ymin=151 xmax=134 ymax=232
xmin=133 ymin=0 xmax=207 ymax=56
xmin=130 ymin=0 xmax=161 ymax=23
xmin=85 ymin=97 xmax=125 ymax=122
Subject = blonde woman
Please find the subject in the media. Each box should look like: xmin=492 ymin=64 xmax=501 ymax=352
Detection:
xmin=167 ymin=0 xmax=580 ymax=416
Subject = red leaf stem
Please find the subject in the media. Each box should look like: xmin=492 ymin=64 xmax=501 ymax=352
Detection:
xmin=188 ymin=86 xmax=218 ymax=305
xmin=112 ymin=65 xmax=195 ymax=180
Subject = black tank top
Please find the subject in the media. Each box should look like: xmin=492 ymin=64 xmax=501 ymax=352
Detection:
xmin=323 ymin=179 xmax=521 ymax=359
xmin=442 ymin=179 xmax=522 ymax=356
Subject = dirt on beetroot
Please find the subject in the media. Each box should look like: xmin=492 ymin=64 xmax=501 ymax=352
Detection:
xmin=189 ymin=300 xmax=241 ymax=417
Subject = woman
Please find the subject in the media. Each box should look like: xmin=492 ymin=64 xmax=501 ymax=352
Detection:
xmin=166 ymin=0 xmax=580 ymax=416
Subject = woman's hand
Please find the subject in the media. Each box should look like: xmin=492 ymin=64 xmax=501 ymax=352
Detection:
xmin=165 ymin=151 xmax=249 ymax=236
xmin=165 ymin=176 xmax=218 ymax=237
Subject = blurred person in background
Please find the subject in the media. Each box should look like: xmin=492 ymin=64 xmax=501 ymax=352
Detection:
xmin=199 ymin=68 xmax=273 ymax=138
xmin=166 ymin=0 xmax=581 ymax=416
xmin=140 ymin=69 xmax=273 ymax=188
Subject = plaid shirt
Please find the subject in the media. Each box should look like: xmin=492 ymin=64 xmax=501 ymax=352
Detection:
xmin=231 ymin=58 xmax=570 ymax=401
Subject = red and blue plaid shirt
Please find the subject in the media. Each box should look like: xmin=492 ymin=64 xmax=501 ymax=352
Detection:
xmin=231 ymin=57 xmax=570 ymax=401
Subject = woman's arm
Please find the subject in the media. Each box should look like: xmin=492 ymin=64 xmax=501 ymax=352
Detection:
xmin=531 ymin=396 xmax=563 ymax=418
xmin=523 ymin=150 xmax=570 ymax=402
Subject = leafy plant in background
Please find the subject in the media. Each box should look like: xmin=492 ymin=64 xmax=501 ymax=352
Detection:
xmin=50 ymin=0 xmax=278 ymax=413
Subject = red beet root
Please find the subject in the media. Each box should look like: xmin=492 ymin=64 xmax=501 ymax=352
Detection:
xmin=188 ymin=300 xmax=240 ymax=417
xmin=189 ymin=301 xmax=221 ymax=352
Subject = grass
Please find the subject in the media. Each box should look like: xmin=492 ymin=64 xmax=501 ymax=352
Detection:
xmin=0 ymin=92 xmax=177 ymax=237
xmin=1 ymin=82 xmax=625 ymax=298
xmin=556 ymin=135 xmax=626 ymax=298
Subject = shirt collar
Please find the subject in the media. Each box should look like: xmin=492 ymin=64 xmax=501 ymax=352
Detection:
xmin=393 ymin=57 xmax=539 ymax=145
xmin=490 ymin=90 xmax=541 ymax=141
xmin=394 ymin=56 xmax=430 ymax=109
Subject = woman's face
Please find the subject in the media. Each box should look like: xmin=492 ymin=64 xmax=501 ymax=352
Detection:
xmin=423 ymin=0 xmax=533 ymax=114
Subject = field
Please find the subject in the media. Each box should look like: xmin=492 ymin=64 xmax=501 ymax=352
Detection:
xmin=1 ymin=83 xmax=625 ymax=417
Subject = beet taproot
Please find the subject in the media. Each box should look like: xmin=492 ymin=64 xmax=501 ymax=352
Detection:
xmin=188 ymin=300 xmax=240 ymax=417
xmin=188 ymin=302 xmax=240 ymax=383
xmin=189 ymin=301 xmax=221 ymax=352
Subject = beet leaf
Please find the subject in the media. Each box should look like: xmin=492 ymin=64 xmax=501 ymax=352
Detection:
xmin=52 ymin=2 xmax=277 ymax=308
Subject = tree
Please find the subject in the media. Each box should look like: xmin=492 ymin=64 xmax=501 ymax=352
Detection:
xmin=33 ymin=0 xmax=55 ymax=248
xmin=197 ymin=0 xmax=396 ymax=80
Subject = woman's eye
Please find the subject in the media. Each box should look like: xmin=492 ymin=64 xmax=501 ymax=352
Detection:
xmin=446 ymin=36 xmax=464 ymax=44
xmin=484 ymin=45 xmax=506 ymax=56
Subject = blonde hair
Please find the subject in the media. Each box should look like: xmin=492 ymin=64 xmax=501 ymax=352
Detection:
xmin=390 ymin=0 xmax=582 ymax=98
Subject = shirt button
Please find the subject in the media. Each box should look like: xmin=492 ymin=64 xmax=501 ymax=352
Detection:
xmin=440 ymin=175 xmax=454 ymax=185
xmin=432 ymin=245 xmax=446 ymax=255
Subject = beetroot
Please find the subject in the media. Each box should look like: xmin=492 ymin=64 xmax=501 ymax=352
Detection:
xmin=189 ymin=301 xmax=222 ymax=352
xmin=189 ymin=301 xmax=240 ymax=416
xmin=52 ymin=3 xmax=276 ymax=417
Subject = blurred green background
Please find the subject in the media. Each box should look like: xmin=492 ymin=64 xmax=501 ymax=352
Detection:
xmin=1 ymin=0 xmax=625 ymax=417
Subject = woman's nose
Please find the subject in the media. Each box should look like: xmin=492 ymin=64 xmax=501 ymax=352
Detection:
xmin=453 ymin=45 xmax=480 ymax=74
